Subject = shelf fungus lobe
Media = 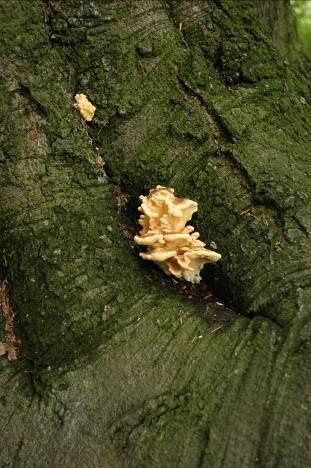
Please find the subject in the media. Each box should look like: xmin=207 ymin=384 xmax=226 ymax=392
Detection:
xmin=74 ymin=93 xmax=96 ymax=121
xmin=134 ymin=186 xmax=221 ymax=283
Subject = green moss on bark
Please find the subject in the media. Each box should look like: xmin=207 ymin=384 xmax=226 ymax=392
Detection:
xmin=1 ymin=1 xmax=311 ymax=467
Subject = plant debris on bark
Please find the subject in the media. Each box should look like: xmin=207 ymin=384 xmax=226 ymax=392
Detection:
xmin=0 ymin=280 xmax=20 ymax=360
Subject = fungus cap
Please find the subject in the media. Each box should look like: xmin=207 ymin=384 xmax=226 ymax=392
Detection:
xmin=138 ymin=186 xmax=198 ymax=235
xmin=74 ymin=93 xmax=96 ymax=121
xmin=135 ymin=186 xmax=221 ymax=283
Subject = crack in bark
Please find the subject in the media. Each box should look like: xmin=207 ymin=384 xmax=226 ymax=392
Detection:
xmin=176 ymin=75 xmax=234 ymax=145
xmin=110 ymin=390 xmax=189 ymax=453
xmin=19 ymin=84 xmax=48 ymax=118
xmin=196 ymin=427 xmax=210 ymax=468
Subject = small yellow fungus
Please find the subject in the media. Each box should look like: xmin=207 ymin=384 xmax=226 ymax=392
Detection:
xmin=74 ymin=93 xmax=96 ymax=121
xmin=134 ymin=186 xmax=221 ymax=283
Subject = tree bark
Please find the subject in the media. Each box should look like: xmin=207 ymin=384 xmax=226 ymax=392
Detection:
xmin=254 ymin=0 xmax=297 ymax=55
xmin=0 ymin=1 xmax=310 ymax=467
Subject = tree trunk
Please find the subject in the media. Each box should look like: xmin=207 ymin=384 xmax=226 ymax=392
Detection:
xmin=254 ymin=0 xmax=297 ymax=55
xmin=0 ymin=1 xmax=310 ymax=467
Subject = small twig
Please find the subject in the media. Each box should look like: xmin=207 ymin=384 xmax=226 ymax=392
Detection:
xmin=207 ymin=325 xmax=224 ymax=336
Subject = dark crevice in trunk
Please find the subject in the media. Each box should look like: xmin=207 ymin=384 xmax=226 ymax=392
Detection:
xmin=176 ymin=75 xmax=234 ymax=144
xmin=19 ymin=84 xmax=48 ymax=117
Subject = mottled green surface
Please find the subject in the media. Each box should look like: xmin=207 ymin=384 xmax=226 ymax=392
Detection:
xmin=0 ymin=1 xmax=310 ymax=467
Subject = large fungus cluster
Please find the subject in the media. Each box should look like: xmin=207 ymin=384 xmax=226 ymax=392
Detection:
xmin=134 ymin=186 xmax=221 ymax=283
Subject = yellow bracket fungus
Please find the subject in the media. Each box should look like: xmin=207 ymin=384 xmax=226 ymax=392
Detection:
xmin=74 ymin=93 xmax=96 ymax=121
xmin=134 ymin=186 xmax=221 ymax=283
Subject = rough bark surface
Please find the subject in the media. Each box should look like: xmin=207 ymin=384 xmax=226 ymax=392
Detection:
xmin=0 ymin=1 xmax=310 ymax=467
xmin=254 ymin=0 xmax=296 ymax=55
